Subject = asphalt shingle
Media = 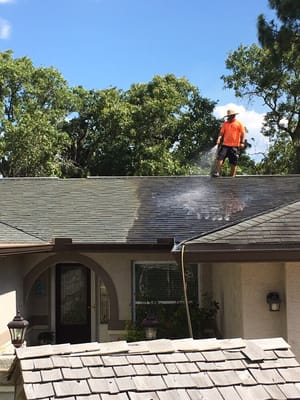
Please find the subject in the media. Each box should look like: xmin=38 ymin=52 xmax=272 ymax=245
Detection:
xmin=0 ymin=176 xmax=299 ymax=244
xmin=186 ymin=200 xmax=300 ymax=245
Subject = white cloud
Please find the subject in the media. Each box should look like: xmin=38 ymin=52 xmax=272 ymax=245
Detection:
xmin=0 ymin=0 xmax=14 ymax=3
xmin=214 ymin=103 xmax=270 ymax=161
xmin=0 ymin=18 xmax=11 ymax=39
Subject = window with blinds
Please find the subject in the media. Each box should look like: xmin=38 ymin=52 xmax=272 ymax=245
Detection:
xmin=133 ymin=263 xmax=199 ymax=325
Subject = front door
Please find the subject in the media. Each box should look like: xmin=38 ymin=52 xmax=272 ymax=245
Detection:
xmin=55 ymin=263 xmax=91 ymax=344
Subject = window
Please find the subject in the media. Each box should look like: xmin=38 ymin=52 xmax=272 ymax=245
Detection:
xmin=133 ymin=262 xmax=199 ymax=326
xmin=99 ymin=280 xmax=110 ymax=324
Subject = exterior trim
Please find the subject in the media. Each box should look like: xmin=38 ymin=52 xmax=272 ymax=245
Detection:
xmin=172 ymin=243 xmax=300 ymax=263
xmin=0 ymin=243 xmax=53 ymax=256
xmin=53 ymin=241 xmax=175 ymax=253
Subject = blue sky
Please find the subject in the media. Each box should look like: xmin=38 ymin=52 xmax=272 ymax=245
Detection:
xmin=0 ymin=0 xmax=276 ymax=158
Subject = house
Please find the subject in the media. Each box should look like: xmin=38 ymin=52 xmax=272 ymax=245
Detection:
xmin=0 ymin=175 xmax=300 ymax=396
xmin=9 ymin=336 xmax=300 ymax=400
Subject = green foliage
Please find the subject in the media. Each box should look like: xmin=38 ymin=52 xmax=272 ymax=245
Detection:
xmin=258 ymin=0 xmax=300 ymax=56
xmin=124 ymin=321 xmax=145 ymax=342
xmin=222 ymin=0 xmax=300 ymax=173
xmin=256 ymin=135 xmax=296 ymax=174
xmin=133 ymin=294 xmax=220 ymax=340
xmin=0 ymin=50 xmax=72 ymax=177
xmin=0 ymin=52 xmax=223 ymax=177
xmin=6 ymin=43 xmax=299 ymax=176
xmin=61 ymin=74 xmax=220 ymax=177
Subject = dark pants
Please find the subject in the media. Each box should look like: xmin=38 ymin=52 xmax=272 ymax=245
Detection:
xmin=217 ymin=145 xmax=239 ymax=166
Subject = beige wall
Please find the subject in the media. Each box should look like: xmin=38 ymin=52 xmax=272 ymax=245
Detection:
xmin=0 ymin=255 xmax=24 ymax=347
xmin=24 ymin=251 xmax=176 ymax=343
xmin=87 ymin=252 xmax=175 ymax=323
xmin=212 ymin=262 xmax=287 ymax=342
xmin=3 ymin=250 xmax=300 ymax=361
xmin=241 ymin=262 xmax=286 ymax=340
xmin=285 ymin=262 xmax=300 ymax=360
xmin=212 ymin=262 xmax=243 ymax=338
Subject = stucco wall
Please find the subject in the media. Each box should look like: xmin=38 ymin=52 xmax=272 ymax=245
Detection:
xmin=23 ymin=251 xmax=176 ymax=343
xmin=87 ymin=252 xmax=175 ymax=322
xmin=212 ymin=262 xmax=286 ymax=342
xmin=3 ymin=251 xmax=298 ymax=357
xmin=0 ymin=255 xmax=24 ymax=347
xmin=212 ymin=263 xmax=243 ymax=338
xmin=0 ymin=388 xmax=14 ymax=400
xmin=241 ymin=262 xmax=286 ymax=340
xmin=285 ymin=262 xmax=300 ymax=360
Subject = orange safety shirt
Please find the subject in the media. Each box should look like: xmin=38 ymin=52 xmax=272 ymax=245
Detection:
xmin=220 ymin=119 xmax=245 ymax=147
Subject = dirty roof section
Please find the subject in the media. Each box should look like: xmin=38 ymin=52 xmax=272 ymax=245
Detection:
xmin=0 ymin=176 xmax=299 ymax=244
xmin=184 ymin=200 xmax=300 ymax=246
xmin=11 ymin=337 xmax=300 ymax=400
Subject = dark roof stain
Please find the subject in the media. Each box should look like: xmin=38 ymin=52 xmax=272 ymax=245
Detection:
xmin=11 ymin=337 xmax=300 ymax=400
xmin=0 ymin=176 xmax=299 ymax=244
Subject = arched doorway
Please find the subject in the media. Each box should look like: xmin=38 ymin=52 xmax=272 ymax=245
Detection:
xmin=24 ymin=253 xmax=120 ymax=344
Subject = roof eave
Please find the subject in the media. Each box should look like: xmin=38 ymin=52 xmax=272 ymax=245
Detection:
xmin=172 ymin=242 xmax=300 ymax=263
xmin=0 ymin=243 xmax=54 ymax=256
xmin=55 ymin=242 xmax=175 ymax=253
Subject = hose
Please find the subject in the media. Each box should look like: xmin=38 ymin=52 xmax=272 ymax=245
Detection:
xmin=180 ymin=244 xmax=193 ymax=338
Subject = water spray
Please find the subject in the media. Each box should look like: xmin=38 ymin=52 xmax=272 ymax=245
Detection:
xmin=209 ymin=144 xmax=219 ymax=176
xmin=195 ymin=145 xmax=219 ymax=175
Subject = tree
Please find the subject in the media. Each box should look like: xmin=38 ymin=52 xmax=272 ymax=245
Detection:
xmin=221 ymin=0 xmax=300 ymax=173
xmin=62 ymin=85 xmax=135 ymax=177
xmin=0 ymin=50 xmax=71 ymax=176
xmin=257 ymin=0 xmax=300 ymax=55
xmin=256 ymin=135 xmax=295 ymax=174
xmin=0 ymin=51 xmax=257 ymax=177
xmin=122 ymin=74 xmax=220 ymax=176
xmin=63 ymin=75 xmax=221 ymax=176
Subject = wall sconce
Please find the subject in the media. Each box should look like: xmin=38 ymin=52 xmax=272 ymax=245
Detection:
xmin=266 ymin=292 xmax=281 ymax=312
xmin=141 ymin=315 xmax=159 ymax=340
xmin=7 ymin=311 xmax=29 ymax=348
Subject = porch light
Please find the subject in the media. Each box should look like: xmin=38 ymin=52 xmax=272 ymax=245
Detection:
xmin=141 ymin=315 xmax=159 ymax=340
xmin=266 ymin=292 xmax=281 ymax=312
xmin=7 ymin=311 xmax=29 ymax=348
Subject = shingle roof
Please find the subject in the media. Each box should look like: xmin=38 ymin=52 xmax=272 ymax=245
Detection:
xmin=11 ymin=337 xmax=300 ymax=400
xmin=0 ymin=222 xmax=47 ymax=244
xmin=0 ymin=176 xmax=300 ymax=244
xmin=185 ymin=200 xmax=300 ymax=245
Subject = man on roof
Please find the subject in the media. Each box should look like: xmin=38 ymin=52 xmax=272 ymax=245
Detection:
xmin=212 ymin=109 xmax=246 ymax=177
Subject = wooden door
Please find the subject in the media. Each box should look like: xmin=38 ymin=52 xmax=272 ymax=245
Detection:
xmin=55 ymin=263 xmax=91 ymax=344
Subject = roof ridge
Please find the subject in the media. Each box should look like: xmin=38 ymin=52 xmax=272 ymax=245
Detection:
xmin=1 ymin=174 xmax=300 ymax=181
xmin=14 ymin=337 xmax=292 ymax=360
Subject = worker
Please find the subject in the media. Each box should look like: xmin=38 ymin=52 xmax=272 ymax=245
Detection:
xmin=212 ymin=109 xmax=245 ymax=177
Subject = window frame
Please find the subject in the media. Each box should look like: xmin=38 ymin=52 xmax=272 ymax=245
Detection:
xmin=132 ymin=261 xmax=200 ymax=323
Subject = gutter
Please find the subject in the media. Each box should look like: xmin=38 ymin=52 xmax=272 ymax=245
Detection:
xmin=0 ymin=243 xmax=54 ymax=256
xmin=0 ymin=237 xmax=176 ymax=256
xmin=172 ymin=242 xmax=300 ymax=263
xmin=52 ymin=237 xmax=176 ymax=253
